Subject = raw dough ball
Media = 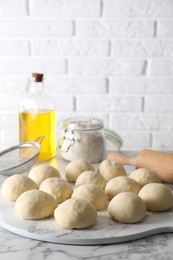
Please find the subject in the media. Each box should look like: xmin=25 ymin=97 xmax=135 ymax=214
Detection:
xmin=28 ymin=164 xmax=60 ymax=186
xmin=15 ymin=190 xmax=56 ymax=220
xmin=138 ymin=183 xmax=173 ymax=211
xmin=98 ymin=160 xmax=126 ymax=182
xmin=54 ymin=198 xmax=97 ymax=229
xmin=108 ymin=192 xmax=146 ymax=224
xmin=75 ymin=170 xmax=106 ymax=189
xmin=39 ymin=177 xmax=73 ymax=203
xmin=65 ymin=160 xmax=94 ymax=183
xmin=105 ymin=176 xmax=141 ymax=200
xmin=72 ymin=184 xmax=107 ymax=210
xmin=1 ymin=174 xmax=38 ymax=201
xmin=129 ymin=168 xmax=161 ymax=187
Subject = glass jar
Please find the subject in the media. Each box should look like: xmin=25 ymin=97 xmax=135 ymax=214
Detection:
xmin=58 ymin=117 xmax=123 ymax=163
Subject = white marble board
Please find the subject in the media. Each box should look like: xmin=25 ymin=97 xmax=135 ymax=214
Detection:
xmin=0 ymin=196 xmax=173 ymax=245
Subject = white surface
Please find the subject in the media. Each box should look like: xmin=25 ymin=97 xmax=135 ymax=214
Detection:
xmin=1 ymin=195 xmax=173 ymax=245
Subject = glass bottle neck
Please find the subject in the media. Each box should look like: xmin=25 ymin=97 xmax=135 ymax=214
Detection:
xmin=28 ymin=80 xmax=44 ymax=93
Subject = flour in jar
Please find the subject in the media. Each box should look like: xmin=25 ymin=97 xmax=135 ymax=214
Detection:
xmin=60 ymin=129 xmax=106 ymax=163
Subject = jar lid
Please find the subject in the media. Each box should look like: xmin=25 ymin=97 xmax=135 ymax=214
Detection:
xmin=62 ymin=117 xmax=104 ymax=131
xmin=104 ymin=128 xmax=123 ymax=151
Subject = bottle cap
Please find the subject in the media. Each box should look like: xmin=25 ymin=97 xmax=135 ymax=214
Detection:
xmin=32 ymin=73 xmax=43 ymax=82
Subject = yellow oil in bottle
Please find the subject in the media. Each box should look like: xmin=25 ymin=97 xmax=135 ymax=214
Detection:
xmin=19 ymin=110 xmax=56 ymax=161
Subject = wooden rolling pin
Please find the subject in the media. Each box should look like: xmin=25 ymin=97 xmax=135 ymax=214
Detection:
xmin=107 ymin=149 xmax=173 ymax=184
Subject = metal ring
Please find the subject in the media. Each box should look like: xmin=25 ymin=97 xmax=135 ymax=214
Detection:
xmin=58 ymin=130 xmax=75 ymax=153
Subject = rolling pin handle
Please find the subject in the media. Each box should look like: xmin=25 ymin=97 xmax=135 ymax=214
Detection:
xmin=107 ymin=152 xmax=137 ymax=167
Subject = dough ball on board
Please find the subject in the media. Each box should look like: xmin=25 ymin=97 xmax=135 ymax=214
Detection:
xmin=15 ymin=190 xmax=56 ymax=220
xmin=98 ymin=160 xmax=126 ymax=182
xmin=105 ymin=176 xmax=141 ymax=200
xmin=129 ymin=168 xmax=161 ymax=187
xmin=65 ymin=160 xmax=94 ymax=183
xmin=54 ymin=198 xmax=97 ymax=229
xmin=72 ymin=184 xmax=107 ymax=210
xmin=108 ymin=192 xmax=146 ymax=224
xmin=75 ymin=170 xmax=106 ymax=189
xmin=28 ymin=164 xmax=60 ymax=186
xmin=39 ymin=177 xmax=73 ymax=203
xmin=1 ymin=174 xmax=38 ymax=201
xmin=138 ymin=183 xmax=173 ymax=212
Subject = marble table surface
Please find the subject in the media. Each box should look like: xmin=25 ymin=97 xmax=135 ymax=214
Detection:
xmin=1 ymin=153 xmax=173 ymax=260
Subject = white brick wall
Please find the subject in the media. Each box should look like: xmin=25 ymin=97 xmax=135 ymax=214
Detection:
xmin=0 ymin=0 xmax=173 ymax=151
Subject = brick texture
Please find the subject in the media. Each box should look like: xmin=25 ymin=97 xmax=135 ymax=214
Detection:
xmin=0 ymin=0 xmax=28 ymax=16
xmin=104 ymin=0 xmax=173 ymax=18
xmin=30 ymin=0 xmax=101 ymax=17
xmin=68 ymin=59 xmax=146 ymax=76
xmin=0 ymin=0 xmax=173 ymax=151
xmin=76 ymin=20 xmax=156 ymax=37
xmin=32 ymin=39 xmax=109 ymax=56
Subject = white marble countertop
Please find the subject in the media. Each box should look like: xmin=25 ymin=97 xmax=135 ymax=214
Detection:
xmin=1 ymin=153 xmax=173 ymax=260
xmin=1 ymin=225 xmax=173 ymax=260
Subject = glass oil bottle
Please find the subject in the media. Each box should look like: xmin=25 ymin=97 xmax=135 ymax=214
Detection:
xmin=19 ymin=73 xmax=56 ymax=161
